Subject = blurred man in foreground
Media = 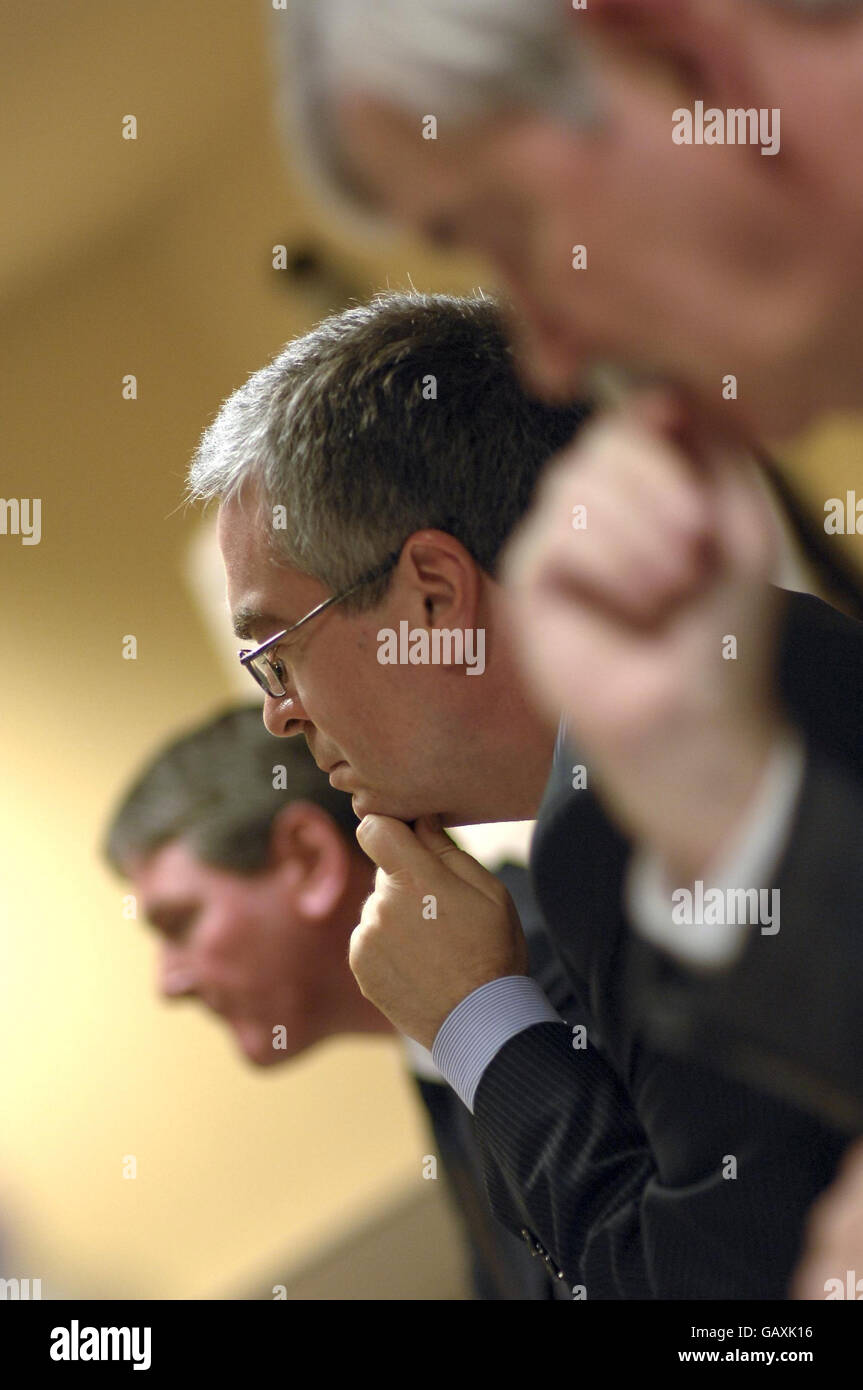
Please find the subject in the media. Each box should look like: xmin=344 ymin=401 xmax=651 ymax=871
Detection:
xmin=104 ymin=705 xmax=574 ymax=1299
xmin=280 ymin=0 xmax=863 ymax=1290
xmin=793 ymin=1138 xmax=863 ymax=1300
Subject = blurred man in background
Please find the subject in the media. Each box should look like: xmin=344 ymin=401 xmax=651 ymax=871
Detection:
xmin=104 ymin=705 xmax=575 ymax=1300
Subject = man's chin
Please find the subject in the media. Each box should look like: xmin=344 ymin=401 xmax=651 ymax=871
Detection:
xmin=351 ymin=789 xmax=388 ymax=819
xmin=351 ymin=788 xmax=431 ymax=823
xmin=243 ymin=1047 xmax=288 ymax=1068
xmin=231 ymin=1021 xmax=303 ymax=1067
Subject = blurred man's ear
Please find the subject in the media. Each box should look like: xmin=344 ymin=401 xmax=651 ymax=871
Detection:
xmin=267 ymin=802 xmax=353 ymax=920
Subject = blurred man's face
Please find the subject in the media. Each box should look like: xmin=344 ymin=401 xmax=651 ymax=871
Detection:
xmin=217 ymin=488 xmax=503 ymax=826
xmin=128 ymin=839 xmax=362 ymax=1065
xmin=335 ymin=1 xmax=863 ymax=438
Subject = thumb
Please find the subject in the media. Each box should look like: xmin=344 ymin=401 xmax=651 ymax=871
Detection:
xmin=413 ymin=813 xmax=447 ymax=850
xmin=413 ymin=815 xmax=504 ymax=899
xmin=626 ymin=386 xmax=687 ymax=440
xmin=705 ymin=446 xmax=778 ymax=581
xmin=355 ymin=814 xmax=429 ymax=877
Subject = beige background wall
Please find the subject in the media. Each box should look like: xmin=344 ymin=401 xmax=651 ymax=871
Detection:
xmin=1 ymin=2 xmax=860 ymax=1300
xmin=0 ymin=1 xmax=482 ymax=1300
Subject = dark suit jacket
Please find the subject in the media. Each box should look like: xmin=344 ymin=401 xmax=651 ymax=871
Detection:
xmin=412 ymin=861 xmax=582 ymax=1300
xmin=471 ymin=588 xmax=855 ymax=1299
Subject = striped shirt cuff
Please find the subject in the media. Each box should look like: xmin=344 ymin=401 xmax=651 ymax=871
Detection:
xmin=432 ymin=975 xmax=562 ymax=1113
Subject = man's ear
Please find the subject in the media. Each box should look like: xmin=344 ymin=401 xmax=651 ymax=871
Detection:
xmin=267 ymin=802 xmax=351 ymax=921
xmin=398 ymin=529 xmax=482 ymax=627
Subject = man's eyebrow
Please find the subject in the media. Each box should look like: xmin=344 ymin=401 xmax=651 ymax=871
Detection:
xmin=145 ymin=901 xmax=191 ymax=931
xmin=145 ymin=903 xmax=167 ymax=928
xmin=232 ymin=607 xmax=286 ymax=641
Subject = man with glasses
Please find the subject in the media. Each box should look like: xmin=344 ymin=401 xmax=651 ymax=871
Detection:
xmin=189 ymin=291 xmax=852 ymax=1298
xmin=280 ymin=0 xmax=863 ymax=1180
xmin=239 ymin=552 xmax=401 ymax=700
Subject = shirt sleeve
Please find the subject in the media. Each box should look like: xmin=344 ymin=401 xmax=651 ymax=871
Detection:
xmin=625 ymin=731 xmax=807 ymax=970
xmin=432 ymin=975 xmax=562 ymax=1112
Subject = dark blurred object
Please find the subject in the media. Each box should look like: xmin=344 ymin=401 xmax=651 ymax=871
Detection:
xmin=273 ymin=239 xmax=366 ymax=317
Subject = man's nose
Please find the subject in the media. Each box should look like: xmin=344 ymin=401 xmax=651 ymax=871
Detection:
xmin=262 ymin=691 xmax=309 ymax=738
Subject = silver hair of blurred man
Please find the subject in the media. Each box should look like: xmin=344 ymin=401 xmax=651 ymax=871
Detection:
xmin=316 ymin=0 xmax=580 ymax=122
xmin=274 ymin=0 xmax=600 ymax=228
xmin=273 ymin=0 xmax=860 ymax=229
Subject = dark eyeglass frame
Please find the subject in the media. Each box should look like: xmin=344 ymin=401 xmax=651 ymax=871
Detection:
xmin=238 ymin=549 xmax=402 ymax=698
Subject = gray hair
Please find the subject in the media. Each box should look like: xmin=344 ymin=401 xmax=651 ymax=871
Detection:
xmin=274 ymin=0 xmax=599 ymax=223
xmin=187 ymin=292 xmax=591 ymax=610
xmin=275 ymin=0 xmax=859 ymax=222
xmin=104 ymin=706 xmax=363 ymax=876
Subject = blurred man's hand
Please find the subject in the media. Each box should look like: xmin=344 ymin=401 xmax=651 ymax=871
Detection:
xmin=349 ymin=815 xmax=528 ymax=1049
xmin=792 ymin=1139 xmax=863 ymax=1300
xmin=505 ymin=393 xmax=786 ymax=881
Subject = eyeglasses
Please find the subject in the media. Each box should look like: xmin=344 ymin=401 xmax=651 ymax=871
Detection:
xmin=238 ymin=550 xmax=402 ymax=698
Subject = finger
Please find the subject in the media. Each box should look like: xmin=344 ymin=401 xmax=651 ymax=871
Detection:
xmin=507 ymin=416 xmax=715 ymax=626
xmin=572 ymin=484 xmax=712 ymax=621
xmin=355 ymin=814 xmax=431 ymax=878
xmin=521 ymin=521 xmax=711 ymax=629
xmin=624 ymin=386 xmax=688 ymax=442
xmin=508 ymin=498 xmax=677 ymax=630
xmin=790 ymin=1256 xmax=829 ymax=1300
xmin=838 ymin=1137 xmax=863 ymax=1182
xmin=413 ymin=815 xmax=502 ymax=897
xmin=543 ymin=414 xmax=713 ymax=566
xmin=705 ymin=448 xmax=778 ymax=580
